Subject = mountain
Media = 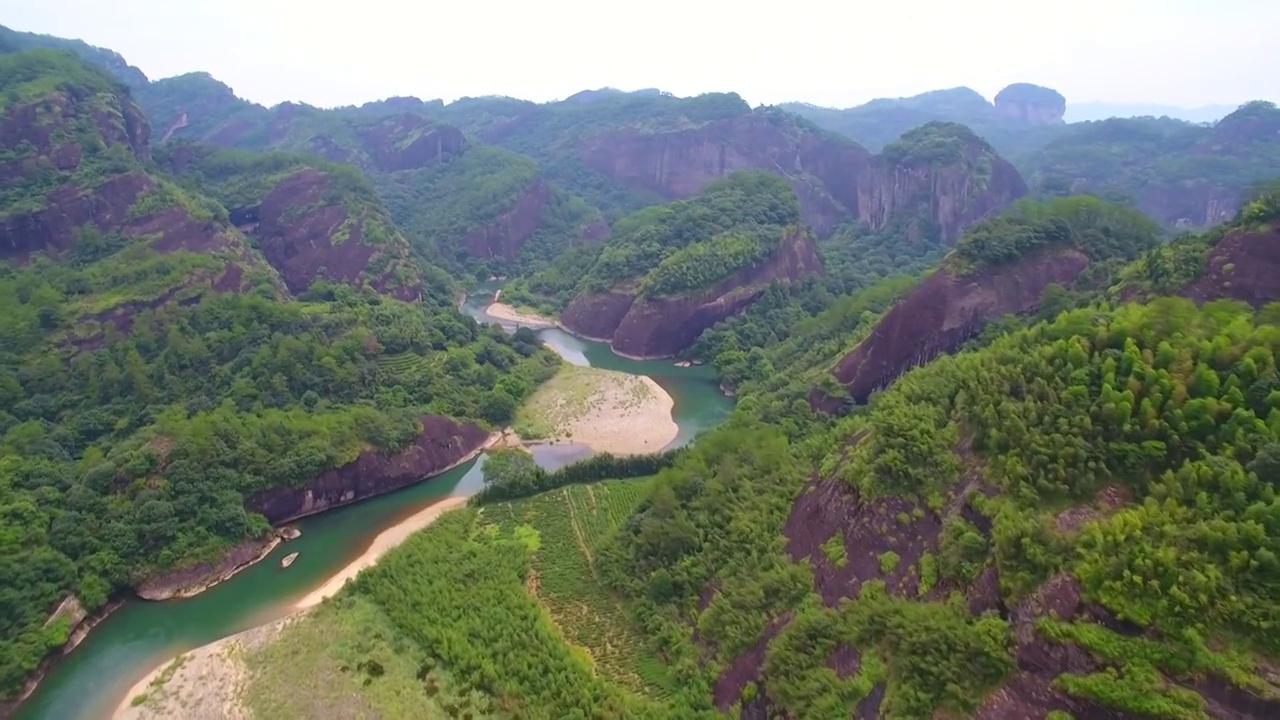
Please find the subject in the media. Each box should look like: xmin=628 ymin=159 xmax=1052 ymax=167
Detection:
xmin=1065 ymin=101 xmax=1239 ymax=123
xmin=785 ymin=86 xmax=1280 ymax=230
xmin=212 ymin=189 xmax=1280 ymax=720
xmin=1027 ymin=101 xmax=1280 ymax=227
xmin=780 ymin=84 xmax=1068 ymax=157
xmin=0 ymin=48 xmax=559 ymax=704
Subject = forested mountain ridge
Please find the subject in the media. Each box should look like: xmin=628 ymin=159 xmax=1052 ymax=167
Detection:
xmin=0 ymin=49 xmax=561 ymax=705
xmin=787 ymin=83 xmax=1280 ymax=231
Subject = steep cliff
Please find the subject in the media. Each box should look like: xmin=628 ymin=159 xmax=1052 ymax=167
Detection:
xmin=813 ymin=248 xmax=1090 ymax=410
xmin=993 ymin=83 xmax=1066 ymax=125
xmin=563 ymin=225 xmax=824 ymax=358
xmin=578 ymin=111 xmax=1025 ymax=241
xmin=252 ymin=167 xmax=424 ymax=300
xmin=813 ymin=195 xmax=1160 ymax=410
xmin=1180 ymin=227 xmax=1280 ymax=307
xmin=460 ymin=178 xmax=552 ymax=260
xmin=0 ymin=50 xmax=282 ymax=329
xmin=861 ymin=123 xmax=1028 ymax=243
xmin=247 ymin=415 xmax=490 ymax=523
xmin=158 ymin=143 xmax=426 ymax=300
xmin=611 ymin=228 xmax=824 ymax=358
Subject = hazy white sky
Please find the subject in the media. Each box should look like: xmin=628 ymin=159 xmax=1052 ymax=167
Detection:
xmin=4 ymin=0 xmax=1276 ymax=109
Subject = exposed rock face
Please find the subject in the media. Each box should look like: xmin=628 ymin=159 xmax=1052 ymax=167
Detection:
xmin=561 ymin=227 xmax=823 ymax=358
xmin=579 ymin=113 xmax=870 ymax=234
xmin=251 ymin=168 xmax=422 ymax=301
xmin=858 ymin=147 xmax=1027 ymax=244
xmin=558 ymin=287 xmax=638 ymax=341
xmin=814 ymin=249 xmax=1091 ymax=410
xmin=133 ymin=535 xmax=281 ymax=601
xmin=0 ymin=172 xmax=151 ymax=260
xmin=994 ymin=83 xmax=1067 ymax=125
xmin=462 ymin=178 xmax=551 ymax=260
xmin=0 ymin=597 xmax=125 ymax=717
xmin=578 ymin=112 xmax=1025 ymax=241
xmin=1181 ymin=228 xmax=1280 ymax=307
xmin=339 ymin=113 xmax=466 ymax=173
xmin=246 ymin=415 xmax=489 ymax=524
xmin=1137 ymin=182 xmax=1239 ymax=229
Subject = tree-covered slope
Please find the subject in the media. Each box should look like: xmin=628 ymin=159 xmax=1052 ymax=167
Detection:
xmin=1026 ymin=102 xmax=1280 ymax=228
xmin=155 ymin=141 xmax=435 ymax=302
xmin=0 ymin=49 xmax=561 ymax=703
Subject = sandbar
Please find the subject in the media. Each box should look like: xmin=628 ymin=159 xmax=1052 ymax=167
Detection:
xmin=485 ymin=300 xmax=557 ymax=328
xmin=515 ymin=364 xmax=677 ymax=455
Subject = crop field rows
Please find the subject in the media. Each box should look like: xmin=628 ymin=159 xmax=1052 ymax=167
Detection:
xmin=376 ymin=351 xmax=438 ymax=376
xmin=486 ymin=479 xmax=671 ymax=697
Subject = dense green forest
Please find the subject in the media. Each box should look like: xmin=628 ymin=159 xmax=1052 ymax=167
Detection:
xmin=503 ymin=171 xmax=802 ymax=310
xmin=280 ymin=191 xmax=1280 ymax=718
xmin=0 ymin=48 xmax=562 ymax=697
xmin=0 ymin=272 xmax=558 ymax=693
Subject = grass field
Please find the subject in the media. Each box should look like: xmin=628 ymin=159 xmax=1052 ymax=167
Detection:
xmin=482 ymin=478 xmax=672 ymax=696
xmin=241 ymin=596 xmax=499 ymax=719
xmin=513 ymin=364 xmax=654 ymax=441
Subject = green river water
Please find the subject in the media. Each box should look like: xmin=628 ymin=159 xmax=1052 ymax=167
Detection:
xmin=14 ymin=286 xmax=732 ymax=720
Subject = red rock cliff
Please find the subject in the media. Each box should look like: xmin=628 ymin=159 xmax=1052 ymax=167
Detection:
xmin=462 ymin=178 xmax=552 ymax=260
xmin=252 ymin=168 xmax=422 ymax=301
xmin=1180 ymin=228 xmax=1280 ymax=307
xmin=246 ymin=414 xmax=490 ymax=524
xmin=578 ymin=112 xmax=1025 ymax=241
xmin=562 ymin=227 xmax=824 ymax=358
xmin=813 ymin=249 xmax=1091 ymax=410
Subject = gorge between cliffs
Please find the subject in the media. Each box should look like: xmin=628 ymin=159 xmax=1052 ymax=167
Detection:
xmin=12 ymin=292 xmax=733 ymax=720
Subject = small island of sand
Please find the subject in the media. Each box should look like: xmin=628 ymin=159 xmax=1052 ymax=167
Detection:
xmin=515 ymin=364 xmax=677 ymax=455
xmin=484 ymin=290 xmax=557 ymax=328
xmin=485 ymin=301 xmax=557 ymax=328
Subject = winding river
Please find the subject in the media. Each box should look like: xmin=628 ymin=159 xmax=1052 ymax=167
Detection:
xmin=14 ymin=285 xmax=732 ymax=720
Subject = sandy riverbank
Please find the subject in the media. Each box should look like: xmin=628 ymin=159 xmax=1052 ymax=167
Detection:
xmin=114 ymin=495 xmax=472 ymax=718
xmin=515 ymin=364 xmax=677 ymax=455
xmin=294 ymin=495 xmax=470 ymax=609
xmin=485 ymin=297 xmax=558 ymax=328
xmin=113 ymin=615 xmax=294 ymax=720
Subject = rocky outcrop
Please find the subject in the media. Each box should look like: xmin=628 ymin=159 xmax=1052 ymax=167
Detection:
xmin=859 ymin=143 xmax=1028 ymax=244
xmin=130 ymin=415 xmax=488 ymax=601
xmin=132 ymin=535 xmax=282 ymax=601
xmin=1181 ymin=228 xmax=1280 ymax=307
xmin=561 ymin=227 xmax=823 ymax=358
xmin=814 ymin=248 xmax=1091 ymax=410
xmin=246 ymin=415 xmax=489 ymax=524
xmin=346 ymin=113 xmax=466 ymax=173
xmin=0 ymin=596 xmax=125 ymax=717
xmin=558 ymin=287 xmax=639 ymax=341
xmin=461 ymin=178 xmax=552 ymax=260
xmin=578 ymin=111 xmax=1025 ymax=241
xmin=994 ymin=83 xmax=1066 ymax=125
xmin=251 ymin=168 xmax=422 ymax=301
xmin=1137 ymin=182 xmax=1240 ymax=229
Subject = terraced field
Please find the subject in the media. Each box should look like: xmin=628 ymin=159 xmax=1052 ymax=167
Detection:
xmin=376 ymin=351 xmax=437 ymax=377
xmin=483 ymin=479 xmax=671 ymax=696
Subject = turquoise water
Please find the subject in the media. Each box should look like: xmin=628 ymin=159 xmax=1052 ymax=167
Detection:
xmin=15 ymin=287 xmax=732 ymax=720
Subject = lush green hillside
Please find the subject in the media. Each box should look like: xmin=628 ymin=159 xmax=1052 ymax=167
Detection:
xmin=1026 ymin=102 xmax=1280 ymax=214
xmin=256 ymin=193 xmax=1280 ymax=718
xmin=0 ymin=50 xmax=561 ymax=698
xmin=505 ymin=171 xmax=801 ymax=311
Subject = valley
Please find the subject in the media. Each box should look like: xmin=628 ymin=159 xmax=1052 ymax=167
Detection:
xmin=2 ymin=18 xmax=1279 ymax=720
